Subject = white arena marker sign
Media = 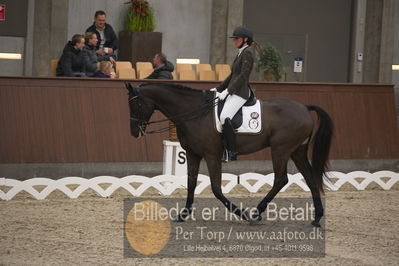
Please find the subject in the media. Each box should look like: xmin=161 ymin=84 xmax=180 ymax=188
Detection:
xmin=163 ymin=140 xmax=187 ymax=176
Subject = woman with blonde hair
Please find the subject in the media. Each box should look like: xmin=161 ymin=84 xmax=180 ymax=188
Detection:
xmin=83 ymin=32 xmax=115 ymax=77
xmin=93 ymin=61 xmax=116 ymax=78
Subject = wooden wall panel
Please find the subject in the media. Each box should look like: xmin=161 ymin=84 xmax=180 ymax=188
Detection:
xmin=0 ymin=77 xmax=397 ymax=163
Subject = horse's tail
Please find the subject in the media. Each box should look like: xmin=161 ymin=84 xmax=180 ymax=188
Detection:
xmin=306 ymin=105 xmax=334 ymax=193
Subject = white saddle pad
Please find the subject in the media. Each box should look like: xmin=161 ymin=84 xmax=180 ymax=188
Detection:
xmin=214 ymin=97 xmax=262 ymax=134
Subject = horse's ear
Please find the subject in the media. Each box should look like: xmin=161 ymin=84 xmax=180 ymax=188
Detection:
xmin=125 ymin=82 xmax=140 ymax=95
xmin=133 ymin=86 xmax=140 ymax=96
xmin=125 ymin=82 xmax=134 ymax=93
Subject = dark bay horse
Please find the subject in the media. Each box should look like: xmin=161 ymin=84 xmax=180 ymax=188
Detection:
xmin=126 ymin=82 xmax=333 ymax=227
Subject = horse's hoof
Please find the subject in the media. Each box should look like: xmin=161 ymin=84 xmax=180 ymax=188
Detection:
xmin=173 ymin=215 xmax=186 ymax=222
xmin=254 ymin=214 xmax=262 ymax=221
xmin=311 ymin=220 xmax=321 ymax=227
xmin=249 ymin=214 xmax=262 ymax=224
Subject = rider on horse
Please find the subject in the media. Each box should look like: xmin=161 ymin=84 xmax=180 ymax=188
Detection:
xmin=214 ymin=26 xmax=255 ymax=162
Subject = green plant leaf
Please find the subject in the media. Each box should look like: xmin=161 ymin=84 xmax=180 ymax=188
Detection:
xmin=258 ymin=44 xmax=283 ymax=81
xmin=125 ymin=1 xmax=155 ymax=32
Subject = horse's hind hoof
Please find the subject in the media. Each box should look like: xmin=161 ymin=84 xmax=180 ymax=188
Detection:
xmin=249 ymin=214 xmax=262 ymax=224
xmin=254 ymin=214 xmax=262 ymax=221
xmin=311 ymin=220 xmax=321 ymax=227
xmin=173 ymin=215 xmax=186 ymax=222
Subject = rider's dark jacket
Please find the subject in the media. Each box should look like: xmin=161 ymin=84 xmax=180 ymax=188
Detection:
xmin=216 ymin=46 xmax=254 ymax=100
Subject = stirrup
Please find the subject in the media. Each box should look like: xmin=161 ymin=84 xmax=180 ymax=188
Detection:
xmin=222 ymin=150 xmax=237 ymax=162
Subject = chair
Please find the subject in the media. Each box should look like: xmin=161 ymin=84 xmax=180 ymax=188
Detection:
xmin=118 ymin=68 xmax=136 ymax=79
xmin=195 ymin=64 xmax=212 ymax=73
xmin=136 ymin=62 xmax=153 ymax=74
xmin=215 ymin=64 xmax=231 ymax=75
xmin=178 ymin=70 xmax=196 ymax=80
xmin=115 ymin=61 xmax=133 ymax=73
xmin=217 ymin=68 xmax=231 ymax=81
xmin=199 ymin=70 xmax=216 ymax=81
xmin=50 ymin=59 xmax=59 ymax=76
xmin=176 ymin=63 xmax=192 ymax=72
xmin=138 ymin=68 xmax=153 ymax=79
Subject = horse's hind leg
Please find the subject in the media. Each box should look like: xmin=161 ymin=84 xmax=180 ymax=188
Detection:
xmin=175 ymin=150 xmax=201 ymax=222
xmin=253 ymin=147 xmax=291 ymax=221
xmin=205 ymin=156 xmax=249 ymax=220
xmin=291 ymin=144 xmax=324 ymax=227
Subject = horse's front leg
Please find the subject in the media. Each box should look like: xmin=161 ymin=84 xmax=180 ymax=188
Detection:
xmin=174 ymin=150 xmax=202 ymax=222
xmin=205 ymin=155 xmax=250 ymax=220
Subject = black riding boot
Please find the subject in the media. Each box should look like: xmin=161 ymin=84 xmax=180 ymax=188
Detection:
xmin=221 ymin=118 xmax=238 ymax=162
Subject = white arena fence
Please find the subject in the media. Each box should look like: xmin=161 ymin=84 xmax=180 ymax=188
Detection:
xmin=0 ymin=171 xmax=398 ymax=200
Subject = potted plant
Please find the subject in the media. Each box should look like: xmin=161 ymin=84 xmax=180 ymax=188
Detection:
xmin=118 ymin=0 xmax=162 ymax=70
xmin=258 ymin=45 xmax=283 ymax=82
xmin=125 ymin=0 xmax=155 ymax=32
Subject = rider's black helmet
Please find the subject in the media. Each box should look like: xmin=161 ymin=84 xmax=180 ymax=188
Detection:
xmin=229 ymin=26 xmax=253 ymax=40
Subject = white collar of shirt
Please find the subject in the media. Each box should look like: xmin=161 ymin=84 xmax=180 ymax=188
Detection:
xmin=238 ymin=44 xmax=249 ymax=57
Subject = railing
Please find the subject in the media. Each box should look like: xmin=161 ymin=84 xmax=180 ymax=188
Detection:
xmin=1 ymin=171 xmax=398 ymax=200
xmin=0 ymin=76 xmax=398 ymax=163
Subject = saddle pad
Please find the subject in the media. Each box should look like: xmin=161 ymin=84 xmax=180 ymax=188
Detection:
xmin=214 ymin=95 xmax=262 ymax=134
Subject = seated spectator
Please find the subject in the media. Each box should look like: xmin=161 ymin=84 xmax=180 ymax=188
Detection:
xmin=93 ymin=61 xmax=116 ymax=78
xmin=86 ymin=10 xmax=117 ymax=59
xmin=56 ymin=34 xmax=86 ymax=77
xmin=83 ymin=32 xmax=115 ymax=77
xmin=146 ymin=53 xmax=174 ymax=80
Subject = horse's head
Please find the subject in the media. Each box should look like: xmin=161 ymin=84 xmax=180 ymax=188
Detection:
xmin=125 ymin=82 xmax=155 ymax=138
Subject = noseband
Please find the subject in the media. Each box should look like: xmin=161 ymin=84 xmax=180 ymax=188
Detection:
xmin=128 ymin=94 xmax=149 ymax=136
xmin=128 ymin=89 xmax=218 ymax=135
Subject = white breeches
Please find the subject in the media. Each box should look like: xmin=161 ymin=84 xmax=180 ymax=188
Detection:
xmin=220 ymin=94 xmax=247 ymax=125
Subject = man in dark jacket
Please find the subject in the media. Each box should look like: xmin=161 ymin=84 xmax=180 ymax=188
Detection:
xmin=85 ymin=10 xmax=117 ymax=59
xmin=56 ymin=34 xmax=86 ymax=77
xmin=83 ymin=32 xmax=115 ymax=77
xmin=146 ymin=53 xmax=174 ymax=80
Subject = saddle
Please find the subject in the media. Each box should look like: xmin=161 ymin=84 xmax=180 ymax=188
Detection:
xmin=217 ymin=88 xmax=257 ymax=129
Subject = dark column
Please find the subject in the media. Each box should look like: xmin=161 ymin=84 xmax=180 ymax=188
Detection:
xmin=210 ymin=0 xmax=228 ymax=66
xmin=363 ymin=0 xmax=393 ymax=83
xmin=32 ymin=0 xmax=69 ymax=76
xmin=210 ymin=0 xmax=244 ymax=66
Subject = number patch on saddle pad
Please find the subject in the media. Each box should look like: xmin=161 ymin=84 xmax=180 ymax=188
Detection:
xmin=214 ymin=99 xmax=262 ymax=134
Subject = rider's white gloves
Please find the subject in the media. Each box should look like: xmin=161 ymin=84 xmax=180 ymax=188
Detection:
xmin=218 ymin=89 xmax=229 ymax=101
xmin=210 ymin=88 xmax=217 ymax=92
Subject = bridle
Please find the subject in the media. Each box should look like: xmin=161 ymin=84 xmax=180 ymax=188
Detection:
xmin=128 ymin=94 xmax=149 ymax=136
xmin=128 ymin=90 xmax=218 ymax=136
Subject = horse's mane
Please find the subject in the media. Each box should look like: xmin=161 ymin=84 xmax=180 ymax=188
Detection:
xmin=139 ymin=82 xmax=203 ymax=94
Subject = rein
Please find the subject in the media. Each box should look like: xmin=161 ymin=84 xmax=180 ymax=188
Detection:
xmin=129 ymin=92 xmax=218 ymax=135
